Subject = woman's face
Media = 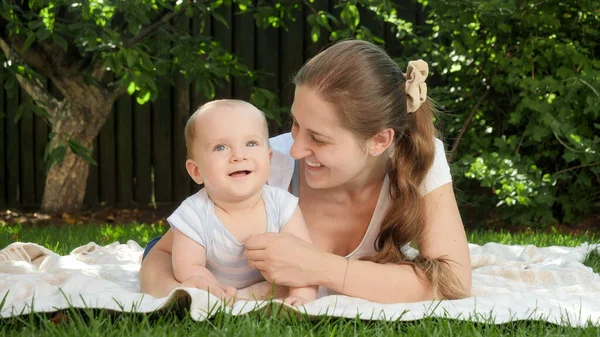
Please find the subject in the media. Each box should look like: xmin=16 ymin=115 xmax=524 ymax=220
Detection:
xmin=290 ymin=85 xmax=371 ymax=190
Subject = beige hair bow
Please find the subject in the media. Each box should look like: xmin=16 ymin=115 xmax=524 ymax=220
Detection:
xmin=404 ymin=60 xmax=429 ymax=113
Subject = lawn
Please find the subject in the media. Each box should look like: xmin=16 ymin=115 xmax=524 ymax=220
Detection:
xmin=1 ymin=223 xmax=599 ymax=336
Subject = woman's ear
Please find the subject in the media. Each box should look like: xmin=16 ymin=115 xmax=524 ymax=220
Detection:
xmin=186 ymin=159 xmax=203 ymax=185
xmin=369 ymin=128 xmax=395 ymax=156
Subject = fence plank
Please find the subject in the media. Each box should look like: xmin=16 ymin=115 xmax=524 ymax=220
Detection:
xmin=279 ymin=7 xmax=304 ymax=132
xmin=256 ymin=25 xmax=279 ymax=135
xmin=152 ymin=84 xmax=173 ymax=204
xmin=84 ymin=138 xmax=99 ymax=207
xmin=360 ymin=6 xmax=384 ymax=41
xmin=116 ymin=95 xmax=134 ymax=206
xmin=233 ymin=4 xmax=255 ymax=100
xmin=173 ymin=16 xmax=193 ymax=203
xmin=133 ymin=101 xmax=152 ymax=206
xmin=191 ymin=15 xmax=211 ymax=111
xmin=190 ymin=15 xmax=212 ymax=193
xmin=213 ymin=4 xmax=233 ymax=99
xmin=304 ymin=1 xmax=330 ymax=59
xmin=5 ymin=88 xmax=20 ymax=206
xmin=0 ymin=87 xmax=5 ymax=207
xmin=98 ymin=104 xmax=117 ymax=205
xmin=33 ymin=100 xmax=48 ymax=205
xmin=19 ymin=95 xmax=35 ymax=207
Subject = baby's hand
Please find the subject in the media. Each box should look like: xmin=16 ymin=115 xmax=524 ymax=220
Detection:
xmin=283 ymin=295 xmax=311 ymax=306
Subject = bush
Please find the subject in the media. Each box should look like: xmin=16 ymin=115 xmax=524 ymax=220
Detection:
xmin=415 ymin=0 xmax=600 ymax=226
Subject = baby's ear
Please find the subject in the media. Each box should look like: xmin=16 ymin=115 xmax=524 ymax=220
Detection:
xmin=185 ymin=159 xmax=203 ymax=185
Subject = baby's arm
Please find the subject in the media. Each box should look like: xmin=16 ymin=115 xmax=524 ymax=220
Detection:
xmin=172 ymin=228 xmax=234 ymax=297
xmin=280 ymin=207 xmax=318 ymax=305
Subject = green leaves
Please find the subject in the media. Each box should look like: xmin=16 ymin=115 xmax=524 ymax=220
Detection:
xmin=43 ymin=134 xmax=97 ymax=175
xmin=422 ymin=0 xmax=600 ymax=226
xmin=340 ymin=4 xmax=360 ymax=28
xmin=44 ymin=144 xmax=66 ymax=175
xmin=68 ymin=139 xmax=97 ymax=166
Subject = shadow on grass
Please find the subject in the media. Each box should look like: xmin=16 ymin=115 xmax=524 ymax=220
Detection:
xmin=583 ymin=249 xmax=600 ymax=274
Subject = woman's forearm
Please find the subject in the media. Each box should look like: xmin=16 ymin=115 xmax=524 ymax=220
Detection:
xmin=139 ymin=246 xmax=181 ymax=297
xmin=315 ymin=253 xmax=436 ymax=303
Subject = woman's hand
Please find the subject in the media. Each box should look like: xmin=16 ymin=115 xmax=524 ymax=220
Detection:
xmin=244 ymin=233 xmax=322 ymax=288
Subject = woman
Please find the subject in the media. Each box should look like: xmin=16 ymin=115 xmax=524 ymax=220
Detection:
xmin=140 ymin=40 xmax=471 ymax=303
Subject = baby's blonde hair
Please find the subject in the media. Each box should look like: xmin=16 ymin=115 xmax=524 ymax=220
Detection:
xmin=185 ymin=99 xmax=270 ymax=159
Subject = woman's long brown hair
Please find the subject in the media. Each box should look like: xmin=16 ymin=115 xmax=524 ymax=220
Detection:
xmin=294 ymin=40 xmax=468 ymax=299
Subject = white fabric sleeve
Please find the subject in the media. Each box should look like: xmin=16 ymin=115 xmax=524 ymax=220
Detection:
xmin=419 ymin=138 xmax=453 ymax=195
xmin=267 ymin=133 xmax=295 ymax=190
xmin=167 ymin=196 xmax=207 ymax=248
xmin=269 ymin=186 xmax=299 ymax=229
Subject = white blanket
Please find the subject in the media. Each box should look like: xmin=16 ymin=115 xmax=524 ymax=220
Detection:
xmin=1 ymin=241 xmax=599 ymax=326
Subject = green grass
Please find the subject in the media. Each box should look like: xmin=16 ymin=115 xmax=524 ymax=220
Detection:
xmin=1 ymin=223 xmax=599 ymax=336
xmin=0 ymin=222 xmax=167 ymax=255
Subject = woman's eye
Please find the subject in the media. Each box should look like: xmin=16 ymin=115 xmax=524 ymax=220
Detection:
xmin=311 ymin=136 xmax=325 ymax=145
xmin=246 ymin=141 xmax=258 ymax=147
xmin=291 ymin=117 xmax=299 ymax=128
xmin=214 ymin=144 xmax=227 ymax=151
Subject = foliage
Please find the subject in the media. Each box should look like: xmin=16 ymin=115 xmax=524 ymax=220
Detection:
xmin=0 ymin=0 xmax=267 ymax=173
xmin=0 ymin=0 xmax=411 ymax=211
xmin=414 ymin=0 xmax=600 ymax=226
xmin=1 ymin=0 xmax=597 ymax=224
xmin=0 ymin=0 xmax=407 ymax=157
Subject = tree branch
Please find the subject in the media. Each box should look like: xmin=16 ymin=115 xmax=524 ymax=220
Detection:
xmin=108 ymin=85 xmax=128 ymax=104
xmin=302 ymin=0 xmax=318 ymax=15
xmin=91 ymin=62 xmax=106 ymax=81
xmin=0 ymin=34 xmax=53 ymax=77
xmin=555 ymin=162 xmax=599 ymax=175
xmin=448 ymin=89 xmax=490 ymax=163
xmin=0 ymin=37 xmax=60 ymax=122
xmin=124 ymin=3 xmax=189 ymax=48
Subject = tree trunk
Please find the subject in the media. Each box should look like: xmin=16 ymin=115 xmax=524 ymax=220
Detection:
xmin=38 ymin=88 xmax=114 ymax=213
xmin=0 ymin=36 xmax=121 ymax=213
xmin=41 ymin=144 xmax=92 ymax=212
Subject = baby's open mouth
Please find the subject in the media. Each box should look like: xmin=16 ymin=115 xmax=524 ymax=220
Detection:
xmin=229 ymin=170 xmax=251 ymax=177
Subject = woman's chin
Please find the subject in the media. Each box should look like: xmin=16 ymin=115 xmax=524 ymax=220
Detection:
xmin=304 ymin=174 xmax=334 ymax=190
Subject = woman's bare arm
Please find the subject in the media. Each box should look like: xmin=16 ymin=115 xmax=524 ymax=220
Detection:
xmin=317 ymin=183 xmax=471 ymax=302
xmin=245 ymin=183 xmax=470 ymax=303
xmin=139 ymin=230 xmax=180 ymax=297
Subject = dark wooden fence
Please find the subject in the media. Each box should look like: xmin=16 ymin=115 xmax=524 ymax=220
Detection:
xmin=0 ymin=1 xmax=424 ymax=210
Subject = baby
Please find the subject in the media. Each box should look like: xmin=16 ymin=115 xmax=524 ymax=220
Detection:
xmin=168 ymin=99 xmax=317 ymax=305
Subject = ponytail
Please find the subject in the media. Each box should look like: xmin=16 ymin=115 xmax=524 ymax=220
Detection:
xmin=363 ymin=100 xmax=469 ymax=299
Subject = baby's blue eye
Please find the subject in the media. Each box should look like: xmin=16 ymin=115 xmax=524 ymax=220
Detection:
xmin=214 ymin=144 xmax=227 ymax=151
xmin=247 ymin=141 xmax=258 ymax=147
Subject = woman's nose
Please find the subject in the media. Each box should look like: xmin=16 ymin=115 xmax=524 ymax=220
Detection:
xmin=289 ymin=134 xmax=311 ymax=159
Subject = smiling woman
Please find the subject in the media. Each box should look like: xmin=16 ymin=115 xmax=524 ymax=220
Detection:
xmin=140 ymin=40 xmax=471 ymax=304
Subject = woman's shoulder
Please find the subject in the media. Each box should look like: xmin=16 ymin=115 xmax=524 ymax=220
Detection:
xmin=419 ymin=138 xmax=452 ymax=195
xmin=267 ymin=133 xmax=295 ymax=190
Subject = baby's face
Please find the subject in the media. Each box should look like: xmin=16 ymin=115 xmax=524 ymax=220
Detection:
xmin=191 ymin=105 xmax=271 ymax=203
